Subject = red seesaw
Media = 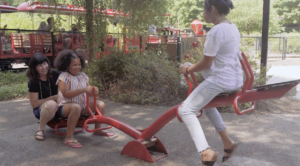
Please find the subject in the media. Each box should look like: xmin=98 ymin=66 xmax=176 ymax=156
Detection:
xmin=47 ymin=52 xmax=300 ymax=162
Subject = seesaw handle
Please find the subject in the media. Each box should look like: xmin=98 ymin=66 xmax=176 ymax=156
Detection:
xmin=233 ymin=96 xmax=256 ymax=115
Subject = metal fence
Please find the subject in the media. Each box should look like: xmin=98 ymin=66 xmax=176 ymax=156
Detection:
xmin=240 ymin=36 xmax=300 ymax=60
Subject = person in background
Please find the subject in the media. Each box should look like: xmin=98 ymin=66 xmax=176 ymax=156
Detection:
xmin=45 ymin=17 xmax=54 ymax=32
xmin=37 ymin=21 xmax=47 ymax=33
xmin=0 ymin=24 xmax=7 ymax=36
xmin=1 ymin=24 xmax=8 ymax=44
xmin=60 ymin=28 xmax=72 ymax=49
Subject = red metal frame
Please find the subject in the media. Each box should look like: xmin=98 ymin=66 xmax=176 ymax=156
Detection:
xmin=123 ymin=34 xmax=146 ymax=53
xmin=47 ymin=54 xmax=299 ymax=162
xmin=47 ymin=88 xmax=112 ymax=135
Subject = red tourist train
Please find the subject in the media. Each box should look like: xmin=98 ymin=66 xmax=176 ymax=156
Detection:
xmin=0 ymin=1 xmax=182 ymax=70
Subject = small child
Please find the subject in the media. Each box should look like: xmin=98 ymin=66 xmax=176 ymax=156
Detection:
xmin=54 ymin=49 xmax=114 ymax=148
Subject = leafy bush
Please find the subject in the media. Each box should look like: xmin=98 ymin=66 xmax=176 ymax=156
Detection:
xmin=86 ymin=40 xmax=268 ymax=108
xmin=86 ymin=50 xmax=186 ymax=105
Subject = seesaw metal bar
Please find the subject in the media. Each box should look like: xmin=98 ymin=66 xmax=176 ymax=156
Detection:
xmin=93 ymin=80 xmax=299 ymax=141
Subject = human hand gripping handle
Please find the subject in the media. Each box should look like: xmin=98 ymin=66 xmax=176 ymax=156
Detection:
xmin=85 ymin=86 xmax=94 ymax=95
xmin=85 ymin=86 xmax=99 ymax=95
xmin=179 ymin=62 xmax=193 ymax=74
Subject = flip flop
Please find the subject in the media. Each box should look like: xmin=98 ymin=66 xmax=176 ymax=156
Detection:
xmin=222 ymin=142 xmax=239 ymax=162
xmin=35 ymin=130 xmax=45 ymax=141
xmin=93 ymin=130 xmax=114 ymax=137
xmin=63 ymin=140 xmax=82 ymax=148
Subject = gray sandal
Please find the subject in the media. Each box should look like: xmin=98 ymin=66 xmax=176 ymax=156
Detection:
xmin=35 ymin=130 xmax=45 ymax=141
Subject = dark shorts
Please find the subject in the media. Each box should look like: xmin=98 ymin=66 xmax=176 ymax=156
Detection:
xmin=33 ymin=105 xmax=66 ymax=120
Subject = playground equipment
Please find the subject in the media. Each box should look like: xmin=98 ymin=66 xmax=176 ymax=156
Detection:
xmin=47 ymin=52 xmax=300 ymax=163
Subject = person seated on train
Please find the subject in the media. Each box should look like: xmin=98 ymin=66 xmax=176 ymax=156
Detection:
xmin=61 ymin=28 xmax=72 ymax=49
xmin=1 ymin=24 xmax=10 ymax=53
xmin=37 ymin=22 xmax=48 ymax=34
xmin=45 ymin=17 xmax=54 ymax=32
xmin=0 ymin=24 xmax=7 ymax=36
xmin=1 ymin=24 xmax=7 ymax=44
xmin=67 ymin=24 xmax=80 ymax=35
xmin=60 ymin=28 xmax=66 ymax=37
xmin=148 ymin=24 xmax=156 ymax=35
xmin=63 ymin=24 xmax=81 ymax=48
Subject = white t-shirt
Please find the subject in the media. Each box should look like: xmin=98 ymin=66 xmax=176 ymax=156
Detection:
xmin=202 ymin=23 xmax=243 ymax=91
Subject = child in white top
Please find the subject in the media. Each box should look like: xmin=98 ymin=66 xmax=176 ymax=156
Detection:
xmin=178 ymin=0 xmax=241 ymax=165
xmin=54 ymin=49 xmax=114 ymax=148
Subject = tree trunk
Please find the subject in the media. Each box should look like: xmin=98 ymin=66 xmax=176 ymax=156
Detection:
xmin=86 ymin=0 xmax=94 ymax=61
xmin=246 ymin=24 xmax=249 ymax=35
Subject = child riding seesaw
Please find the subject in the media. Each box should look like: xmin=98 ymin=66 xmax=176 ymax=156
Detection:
xmin=54 ymin=49 xmax=114 ymax=148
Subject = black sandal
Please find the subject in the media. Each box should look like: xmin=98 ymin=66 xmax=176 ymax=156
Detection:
xmin=222 ymin=142 xmax=239 ymax=162
xmin=202 ymin=161 xmax=216 ymax=166
xmin=35 ymin=130 xmax=45 ymax=141
xmin=202 ymin=151 xmax=218 ymax=166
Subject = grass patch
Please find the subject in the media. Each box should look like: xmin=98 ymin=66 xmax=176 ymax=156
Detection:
xmin=0 ymin=83 xmax=28 ymax=100
xmin=0 ymin=71 xmax=28 ymax=100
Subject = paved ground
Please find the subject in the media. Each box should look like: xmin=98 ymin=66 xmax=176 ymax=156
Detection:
xmin=0 ymin=99 xmax=300 ymax=166
xmin=267 ymin=58 xmax=300 ymax=99
xmin=1 ymin=57 xmax=299 ymax=166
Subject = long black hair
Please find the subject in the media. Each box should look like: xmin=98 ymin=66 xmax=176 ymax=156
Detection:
xmin=204 ymin=0 xmax=234 ymax=15
xmin=54 ymin=49 xmax=86 ymax=72
xmin=26 ymin=53 xmax=51 ymax=82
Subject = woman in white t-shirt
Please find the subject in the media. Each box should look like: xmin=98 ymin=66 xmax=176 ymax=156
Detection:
xmin=178 ymin=0 xmax=242 ymax=165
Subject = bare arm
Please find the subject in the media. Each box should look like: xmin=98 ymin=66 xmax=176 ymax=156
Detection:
xmin=179 ymin=56 xmax=215 ymax=74
xmin=58 ymin=80 xmax=88 ymax=99
xmin=29 ymin=93 xmax=57 ymax=108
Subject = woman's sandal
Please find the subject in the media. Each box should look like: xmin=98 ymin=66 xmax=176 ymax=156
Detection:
xmin=35 ymin=130 xmax=45 ymax=141
xmin=202 ymin=151 xmax=219 ymax=166
xmin=63 ymin=140 xmax=82 ymax=148
xmin=222 ymin=142 xmax=239 ymax=162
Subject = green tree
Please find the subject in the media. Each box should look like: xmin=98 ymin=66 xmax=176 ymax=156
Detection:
xmin=169 ymin=0 xmax=282 ymax=35
xmin=169 ymin=0 xmax=205 ymax=29
xmin=228 ymin=0 xmax=282 ymax=35
xmin=273 ymin=0 xmax=300 ymax=31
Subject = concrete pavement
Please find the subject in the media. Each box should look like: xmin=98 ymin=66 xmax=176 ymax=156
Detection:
xmin=0 ymin=99 xmax=300 ymax=166
xmin=267 ymin=58 xmax=300 ymax=99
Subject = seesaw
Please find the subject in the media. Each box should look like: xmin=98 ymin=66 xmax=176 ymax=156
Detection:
xmin=47 ymin=52 xmax=300 ymax=162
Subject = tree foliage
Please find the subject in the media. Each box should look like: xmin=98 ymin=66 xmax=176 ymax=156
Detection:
xmin=273 ymin=0 xmax=300 ymax=31
xmin=168 ymin=0 xmax=205 ymax=29
xmin=228 ymin=0 xmax=282 ymax=35
xmin=169 ymin=0 xmax=282 ymax=35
